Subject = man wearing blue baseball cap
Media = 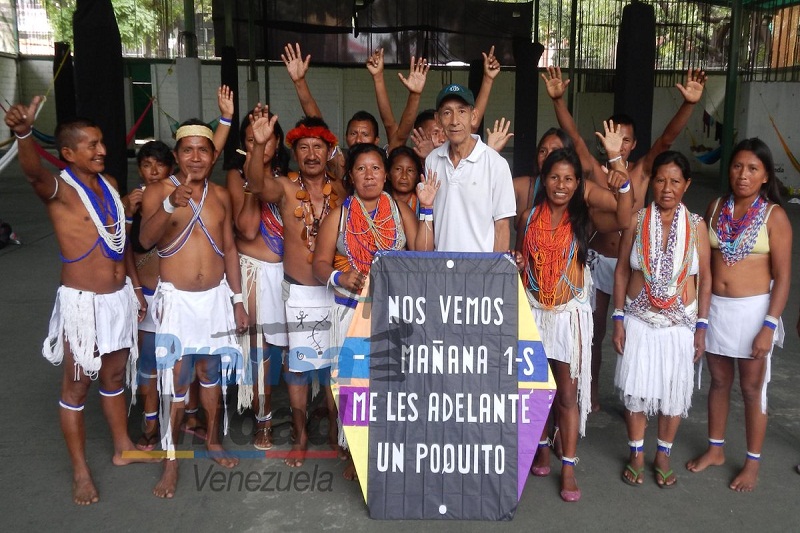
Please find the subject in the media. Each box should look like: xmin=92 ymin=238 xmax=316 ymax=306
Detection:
xmin=424 ymin=83 xmax=515 ymax=252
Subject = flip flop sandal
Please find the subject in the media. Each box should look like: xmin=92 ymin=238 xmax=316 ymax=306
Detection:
xmin=654 ymin=467 xmax=677 ymax=489
xmin=622 ymin=464 xmax=645 ymax=486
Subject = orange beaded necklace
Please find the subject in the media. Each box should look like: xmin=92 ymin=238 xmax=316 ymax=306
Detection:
xmin=523 ymin=202 xmax=580 ymax=309
xmin=343 ymin=192 xmax=405 ymax=275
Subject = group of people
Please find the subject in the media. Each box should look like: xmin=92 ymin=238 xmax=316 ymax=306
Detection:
xmin=3 ymin=41 xmax=793 ymax=508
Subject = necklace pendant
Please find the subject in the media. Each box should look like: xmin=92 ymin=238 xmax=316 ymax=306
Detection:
xmin=294 ymin=205 xmax=304 ymax=218
xmin=307 ymin=252 xmax=314 ymax=264
xmin=296 ymin=190 xmax=308 ymax=201
xmin=301 ymin=227 xmax=309 ymax=241
xmin=322 ymin=183 xmax=332 ymax=196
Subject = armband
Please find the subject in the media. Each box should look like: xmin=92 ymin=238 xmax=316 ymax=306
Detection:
xmin=607 ymin=155 xmax=622 ymax=164
xmin=162 ymin=196 xmax=176 ymax=214
xmin=232 ymin=293 xmax=244 ymax=305
xmin=218 ymin=116 xmax=232 ymax=127
xmin=618 ymin=180 xmax=631 ymax=194
xmin=763 ymin=315 xmax=779 ymax=330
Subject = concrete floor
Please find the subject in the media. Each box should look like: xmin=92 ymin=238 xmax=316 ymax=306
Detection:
xmin=1 ymin=159 xmax=799 ymax=532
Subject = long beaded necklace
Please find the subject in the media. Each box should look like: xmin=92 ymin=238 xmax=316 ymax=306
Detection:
xmin=716 ymin=194 xmax=767 ymax=266
xmin=635 ymin=203 xmax=695 ymax=311
xmin=291 ymin=172 xmax=338 ymax=263
xmin=59 ymin=168 xmax=126 ymax=262
xmin=260 ymin=202 xmax=284 ymax=256
xmin=344 ymin=192 xmax=405 ymax=275
xmin=522 ymin=202 xmax=581 ymax=309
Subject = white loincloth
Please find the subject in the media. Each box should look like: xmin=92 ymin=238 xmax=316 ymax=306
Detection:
xmin=42 ymin=279 xmax=138 ymax=392
xmin=282 ymin=280 xmax=334 ymax=373
xmin=589 ymin=250 xmax=616 ymax=297
xmin=138 ymin=291 xmax=157 ymax=333
xmin=528 ymin=273 xmax=593 ymax=436
xmin=237 ymin=253 xmax=288 ymax=412
xmin=614 ymin=314 xmax=695 ymax=417
xmin=705 ymin=293 xmax=784 ymax=413
xmin=152 ymin=278 xmax=242 ymax=449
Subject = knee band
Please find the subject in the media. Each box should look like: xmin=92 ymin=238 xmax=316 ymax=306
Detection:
xmin=59 ymin=400 xmax=85 ymax=411
xmin=172 ymin=394 xmax=186 ymax=403
xmin=199 ymin=378 xmax=221 ymax=388
xmin=99 ymin=387 xmax=125 ymax=397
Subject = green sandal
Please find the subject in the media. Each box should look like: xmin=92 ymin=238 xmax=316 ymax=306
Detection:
xmin=654 ymin=467 xmax=677 ymax=489
xmin=622 ymin=464 xmax=645 ymax=486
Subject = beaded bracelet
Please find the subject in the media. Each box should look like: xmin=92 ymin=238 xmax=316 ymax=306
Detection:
xmin=695 ymin=322 xmax=708 ymax=330
xmin=125 ymin=217 xmax=134 ymax=225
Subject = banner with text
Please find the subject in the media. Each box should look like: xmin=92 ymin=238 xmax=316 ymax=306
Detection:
xmin=334 ymin=251 xmax=555 ymax=520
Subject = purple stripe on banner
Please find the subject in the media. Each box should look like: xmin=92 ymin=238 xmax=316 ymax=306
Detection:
xmin=339 ymin=386 xmax=371 ymax=427
xmin=517 ymin=387 xmax=555 ymax=500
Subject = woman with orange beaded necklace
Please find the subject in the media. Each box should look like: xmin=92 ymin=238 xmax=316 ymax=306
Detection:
xmin=517 ymin=147 xmax=632 ymax=502
xmin=313 ymin=143 xmax=439 ymax=480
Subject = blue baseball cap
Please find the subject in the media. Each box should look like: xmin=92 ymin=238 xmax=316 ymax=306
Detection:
xmin=435 ymin=84 xmax=475 ymax=109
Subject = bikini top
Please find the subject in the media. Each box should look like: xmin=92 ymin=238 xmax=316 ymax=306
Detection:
xmin=707 ymin=197 xmax=773 ymax=254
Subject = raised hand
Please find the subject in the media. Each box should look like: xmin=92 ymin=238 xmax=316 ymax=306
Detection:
xmin=595 ymin=119 xmax=623 ymax=157
xmin=366 ymin=48 xmax=385 ymax=77
xmin=482 ymin=45 xmax=501 ymax=80
xmin=123 ymin=188 xmax=144 ymax=217
xmin=411 ymin=127 xmax=435 ymax=159
xmin=169 ymin=182 xmax=193 ymax=209
xmin=676 ymin=68 xmax=707 ymax=104
xmin=4 ymin=96 xmax=42 ymax=134
xmin=282 ymin=42 xmax=311 ymax=82
xmin=486 ymin=117 xmax=514 ymax=152
xmin=217 ymin=85 xmax=234 ymax=117
xmin=541 ymin=66 xmax=570 ymax=100
xmin=341 ymin=269 xmax=366 ymax=294
xmin=417 ymin=169 xmax=441 ymax=207
xmin=398 ymin=56 xmax=430 ymax=94
xmin=248 ymin=104 xmax=278 ymax=145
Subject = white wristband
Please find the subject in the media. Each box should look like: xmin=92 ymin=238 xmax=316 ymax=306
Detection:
xmin=619 ymin=180 xmax=631 ymax=194
xmin=14 ymin=130 xmax=32 ymax=140
xmin=232 ymin=293 xmax=243 ymax=305
xmin=162 ymin=196 xmax=176 ymax=214
xmin=607 ymin=155 xmax=622 ymax=163
xmin=764 ymin=315 xmax=779 ymax=327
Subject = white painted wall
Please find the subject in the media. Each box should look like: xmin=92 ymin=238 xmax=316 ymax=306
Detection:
xmin=9 ymin=58 xmax=800 ymax=188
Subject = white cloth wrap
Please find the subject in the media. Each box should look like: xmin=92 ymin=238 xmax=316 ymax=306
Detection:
xmin=152 ymin=279 xmax=241 ymax=450
xmin=42 ymin=279 xmax=138 ymax=393
xmin=282 ymin=280 xmax=334 ymax=372
xmin=614 ymin=314 xmax=695 ymax=417
xmin=138 ymin=292 xmax=157 ymax=333
xmin=527 ymin=271 xmax=593 ymax=436
xmin=589 ymin=251 xmax=616 ymax=295
xmin=237 ymin=253 xmax=288 ymax=413
xmin=705 ymin=293 xmax=784 ymax=413
xmin=330 ymin=302 xmax=356 ymax=450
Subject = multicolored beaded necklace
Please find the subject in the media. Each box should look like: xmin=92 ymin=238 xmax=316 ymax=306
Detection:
xmin=716 ymin=194 xmax=767 ymax=266
xmin=632 ymin=203 xmax=696 ymax=323
xmin=344 ymin=192 xmax=405 ymax=275
xmin=260 ymin=202 xmax=284 ymax=256
xmin=522 ymin=202 xmax=582 ymax=309
xmin=291 ymin=172 xmax=338 ymax=263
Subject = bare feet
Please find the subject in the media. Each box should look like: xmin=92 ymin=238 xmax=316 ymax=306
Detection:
xmin=253 ymin=423 xmax=273 ymax=451
xmin=729 ymin=459 xmax=759 ymax=492
xmin=622 ymin=452 xmax=645 ymax=486
xmin=73 ymin=472 xmax=100 ymax=505
xmin=154 ymin=459 xmax=178 ymax=499
xmin=686 ymin=446 xmax=725 ymax=473
xmin=113 ymin=442 xmax=162 ymax=465
xmin=654 ymin=451 xmax=676 ymax=488
xmin=181 ymin=417 xmax=208 ymax=441
xmin=207 ymin=444 xmax=239 ymax=468
xmin=343 ymin=457 xmax=358 ymax=481
xmin=285 ymin=443 xmax=306 ymax=467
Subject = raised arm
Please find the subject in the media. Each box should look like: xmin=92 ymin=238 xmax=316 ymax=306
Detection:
xmin=3 ymin=96 xmax=58 ymax=201
xmin=390 ymin=56 xmax=430 ymax=150
xmin=542 ymin=66 xmax=601 ymax=182
xmin=640 ymin=68 xmax=706 ymax=177
xmin=282 ymin=43 xmax=323 ymax=118
xmin=472 ymin=45 xmax=500 ymax=133
xmin=226 ymin=165 xmax=261 ymax=241
xmin=486 ymin=117 xmax=514 ymax=152
xmin=244 ymin=109 xmax=285 ymax=204
xmin=367 ymin=49 xmax=397 ymax=141
xmin=211 ymin=85 xmax=234 ymax=161
xmin=410 ymin=171 xmax=440 ymax=251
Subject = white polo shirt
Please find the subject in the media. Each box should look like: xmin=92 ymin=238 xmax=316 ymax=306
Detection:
xmin=426 ymin=135 xmax=515 ymax=252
